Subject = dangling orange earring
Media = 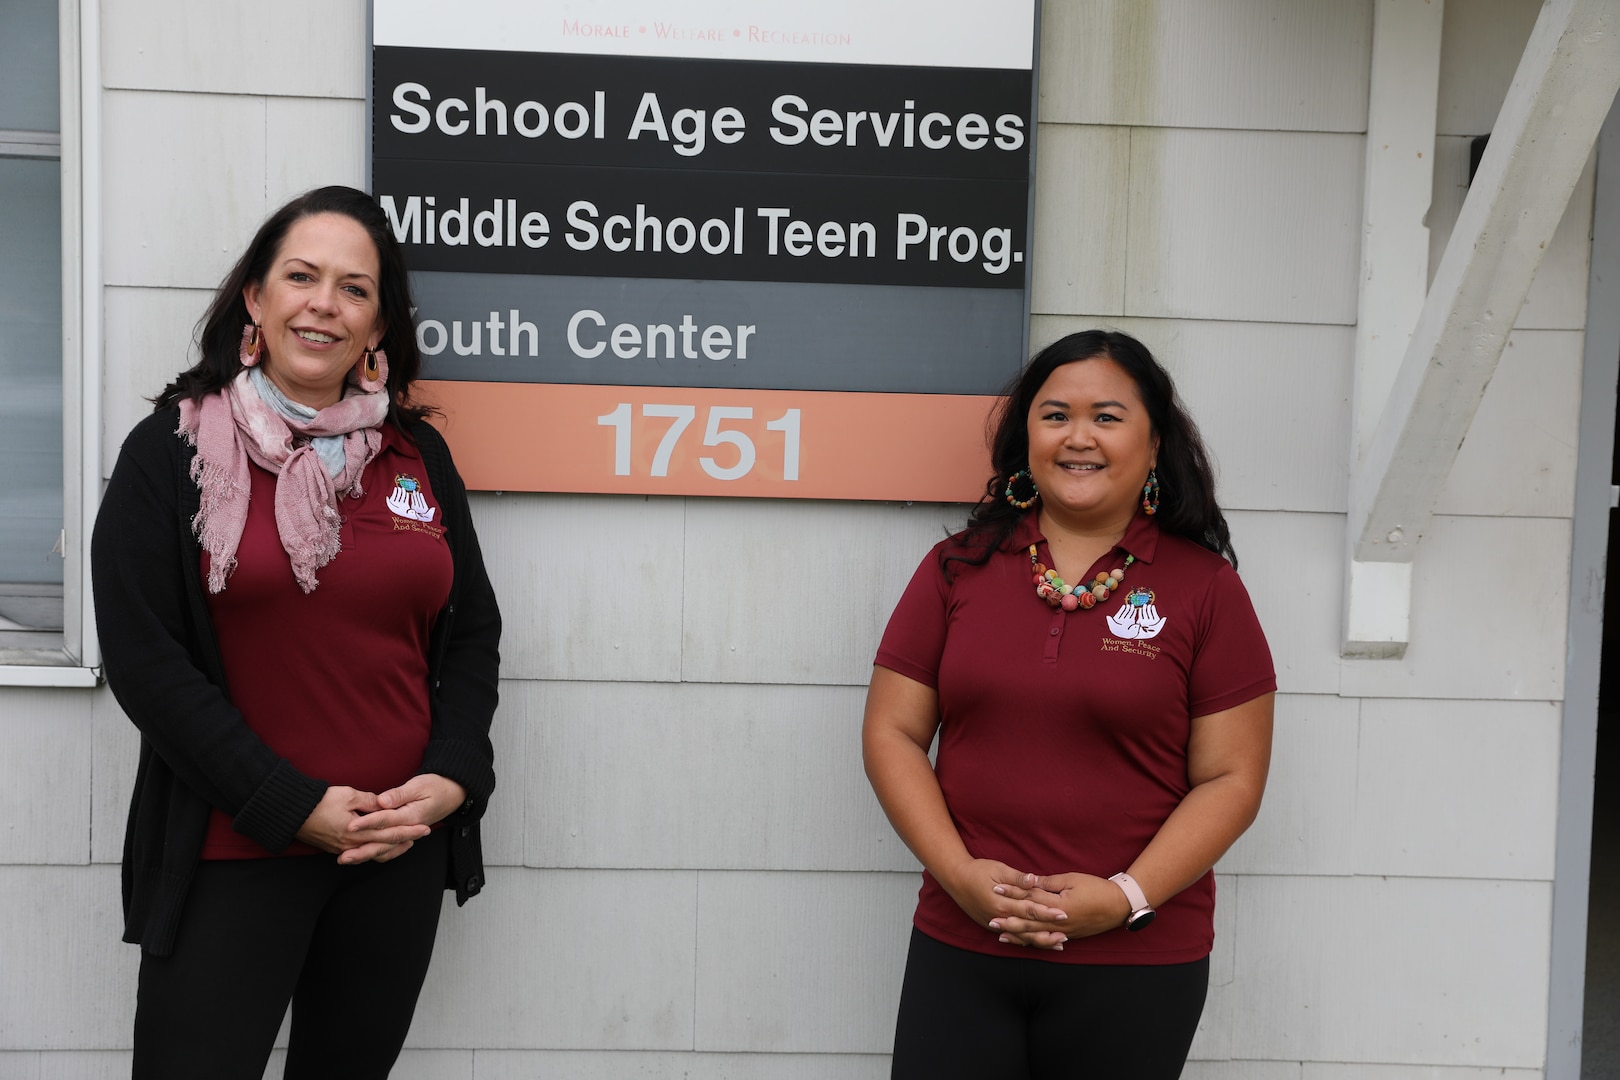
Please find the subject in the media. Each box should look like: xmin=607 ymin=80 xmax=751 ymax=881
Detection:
xmin=353 ymin=346 xmax=388 ymax=393
xmin=240 ymin=322 xmax=262 ymax=367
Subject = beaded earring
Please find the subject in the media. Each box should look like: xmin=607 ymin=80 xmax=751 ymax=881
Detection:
xmin=1004 ymin=468 xmax=1039 ymax=509
xmin=239 ymin=322 xmax=262 ymax=367
xmin=1141 ymin=468 xmax=1160 ymax=516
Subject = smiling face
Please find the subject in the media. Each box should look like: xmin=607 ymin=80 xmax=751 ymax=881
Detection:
xmin=1025 ymin=356 xmax=1159 ymax=531
xmin=243 ymin=212 xmax=384 ymax=409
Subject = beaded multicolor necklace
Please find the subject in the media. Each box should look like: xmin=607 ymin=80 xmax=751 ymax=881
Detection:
xmin=1029 ymin=545 xmax=1135 ymax=612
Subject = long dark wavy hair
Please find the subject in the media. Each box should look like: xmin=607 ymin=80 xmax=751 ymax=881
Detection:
xmin=947 ymin=329 xmax=1235 ymax=574
xmin=154 ymin=185 xmax=429 ymax=424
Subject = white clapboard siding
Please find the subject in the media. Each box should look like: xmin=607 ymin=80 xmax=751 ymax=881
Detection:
xmin=1185 ymin=873 xmax=1242 ymax=1060
xmin=1436 ymin=0 xmax=1543 ymax=137
xmin=1183 ymin=1064 xmax=1303 ymax=1080
xmin=692 ymin=870 xmax=916 ymax=1053
xmin=468 ymin=678 xmax=526 ymax=868
xmin=1207 ymin=872 xmax=1240 ymax=993
xmin=1036 ymin=0 xmax=1372 ymax=133
xmin=1354 ymin=699 xmax=1560 ymax=881
xmin=1229 ymin=876 xmax=1550 ymax=1066
xmin=1434 ymin=330 xmax=1582 ymax=518
xmin=1030 ymin=316 xmax=1355 ymax=514
xmin=102 ymin=0 xmax=365 ymax=98
xmin=0 ymin=1052 xmax=132 ymax=1079
xmin=266 ymin=98 xmax=368 ymax=205
xmin=679 ymin=499 xmax=964 ymax=686
xmin=469 ymin=493 xmax=687 ymax=683
xmin=1124 ymin=130 xmax=1365 ymax=325
xmin=1339 ymin=515 xmax=1570 ymax=700
xmin=101 ymin=286 xmax=212 ymax=477
xmin=1224 ymin=510 xmax=1345 ymax=697
xmin=1304 ymin=1065 xmax=1543 ymax=1080
xmin=519 ymin=680 xmax=913 ymax=872
xmin=473 ymin=1050 xmax=890 ymax=1079
xmin=0 ymin=866 xmax=135 ymax=1049
xmin=262 ymin=1049 xmax=471 ymax=1080
xmin=102 ymin=91 xmax=271 ymax=290
xmin=90 ymin=688 xmax=140 ymax=866
xmin=18 ymin=2 xmax=1592 ymax=1075
xmin=1428 ymin=136 xmax=1595 ymax=332
xmin=1220 ymin=693 xmax=1359 ymax=877
xmin=369 ymin=1051 xmax=471 ymax=1080
xmin=0 ymin=691 xmax=92 ymax=866
xmin=408 ymin=867 xmax=698 ymax=1049
xmin=477 ymin=679 xmax=530 ymax=869
xmin=1028 ymin=124 xmax=1131 ymax=317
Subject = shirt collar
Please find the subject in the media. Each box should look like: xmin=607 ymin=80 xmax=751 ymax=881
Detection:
xmin=1011 ymin=509 xmax=1161 ymax=564
xmin=379 ymin=421 xmax=421 ymax=459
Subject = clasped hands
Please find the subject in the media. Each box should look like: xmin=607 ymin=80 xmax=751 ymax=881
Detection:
xmin=295 ymin=773 xmax=467 ymax=865
xmin=947 ymin=858 xmax=1133 ymax=951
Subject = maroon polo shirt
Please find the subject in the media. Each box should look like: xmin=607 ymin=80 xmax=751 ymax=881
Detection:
xmin=875 ymin=510 xmax=1275 ymax=964
xmin=200 ymin=424 xmax=454 ymax=859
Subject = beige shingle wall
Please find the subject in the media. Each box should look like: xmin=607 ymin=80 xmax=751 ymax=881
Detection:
xmin=0 ymin=1 xmax=1587 ymax=1074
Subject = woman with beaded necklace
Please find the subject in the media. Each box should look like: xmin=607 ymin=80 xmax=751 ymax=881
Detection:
xmin=864 ymin=329 xmax=1274 ymax=1078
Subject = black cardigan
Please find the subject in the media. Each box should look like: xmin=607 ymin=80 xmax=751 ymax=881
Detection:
xmin=92 ymin=407 xmax=502 ymax=956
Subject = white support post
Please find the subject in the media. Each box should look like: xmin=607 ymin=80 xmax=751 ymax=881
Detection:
xmin=1343 ymin=0 xmax=1443 ymax=658
xmin=1345 ymin=560 xmax=1414 ymax=660
xmin=1345 ymin=0 xmax=1620 ymax=658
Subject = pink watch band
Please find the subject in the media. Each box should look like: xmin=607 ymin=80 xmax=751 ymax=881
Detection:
xmin=1109 ymin=872 xmax=1155 ymax=930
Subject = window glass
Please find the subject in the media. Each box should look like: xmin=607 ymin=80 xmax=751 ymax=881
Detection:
xmin=0 ymin=0 xmax=64 ymax=652
xmin=0 ymin=157 xmax=64 ymax=585
xmin=0 ymin=0 xmax=59 ymax=132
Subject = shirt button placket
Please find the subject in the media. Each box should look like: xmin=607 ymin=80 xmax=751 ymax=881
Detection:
xmin=1043 ymin=613 xmax=1064 ymax=662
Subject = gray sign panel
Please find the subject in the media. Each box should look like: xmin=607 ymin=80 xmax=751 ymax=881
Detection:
xmin=411 ymin=271 xmax=1024 ymax=394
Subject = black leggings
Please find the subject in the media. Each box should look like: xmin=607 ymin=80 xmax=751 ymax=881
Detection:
xmin=891 ymin=928 xmax=1209 ymax=1080
xmin=133 ymin=829 xmax=448 ymax=1080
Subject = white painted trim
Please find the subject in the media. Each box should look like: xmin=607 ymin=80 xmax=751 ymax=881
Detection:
xmin=1343 ymin=559 xmax=1412 ymax=659
xmin=1342 ymin=0 xmax=1442 ymax=659
xmin=9 ymin=0 xmax=105 ymax=688
xmin=1351 ymin=0 xmax=1441 ymax=458
xmin=0 ymin=664 xmax=99 ymax=688
xmin=75 ymin=0 xmax=101 ymax=676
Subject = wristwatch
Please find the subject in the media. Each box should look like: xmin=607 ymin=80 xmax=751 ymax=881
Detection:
xmin=1109 ymin=872 xmax=1156 ymax=931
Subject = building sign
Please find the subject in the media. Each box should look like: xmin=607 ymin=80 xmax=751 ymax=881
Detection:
xmin=370 ymin=0 xmax=1038 ymax=500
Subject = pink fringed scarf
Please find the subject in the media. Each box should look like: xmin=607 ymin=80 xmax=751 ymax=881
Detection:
xmin=178 ymin=370 xmax=389 ymax=593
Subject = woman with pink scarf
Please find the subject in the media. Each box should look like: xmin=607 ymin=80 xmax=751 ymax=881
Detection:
xmin=92 ymin=186 xmax=501 ymax=1079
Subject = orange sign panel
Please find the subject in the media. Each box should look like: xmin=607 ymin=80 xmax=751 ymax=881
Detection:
xmin=422 ymin=382 xmax=997 ymax=502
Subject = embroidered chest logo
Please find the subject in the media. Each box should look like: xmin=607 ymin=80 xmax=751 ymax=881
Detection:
xmin=1105 ymin=586 xmax=1167 ymax=640
xmin=386 ymin=473 xmax=437 ymax=523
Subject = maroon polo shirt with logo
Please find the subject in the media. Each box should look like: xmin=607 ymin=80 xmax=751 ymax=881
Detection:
xmin=200 ymin=424 xmax=454 ymax=859
xmin=875 ymin=510 xmax=1275 ymax=964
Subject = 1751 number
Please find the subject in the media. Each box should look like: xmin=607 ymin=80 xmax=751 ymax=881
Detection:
xmin=596 ymin=404 xmax=802 ymax=481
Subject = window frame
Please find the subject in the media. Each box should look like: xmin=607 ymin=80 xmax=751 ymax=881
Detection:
xmin=0 ymin=0 xmax=99 ymax=687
